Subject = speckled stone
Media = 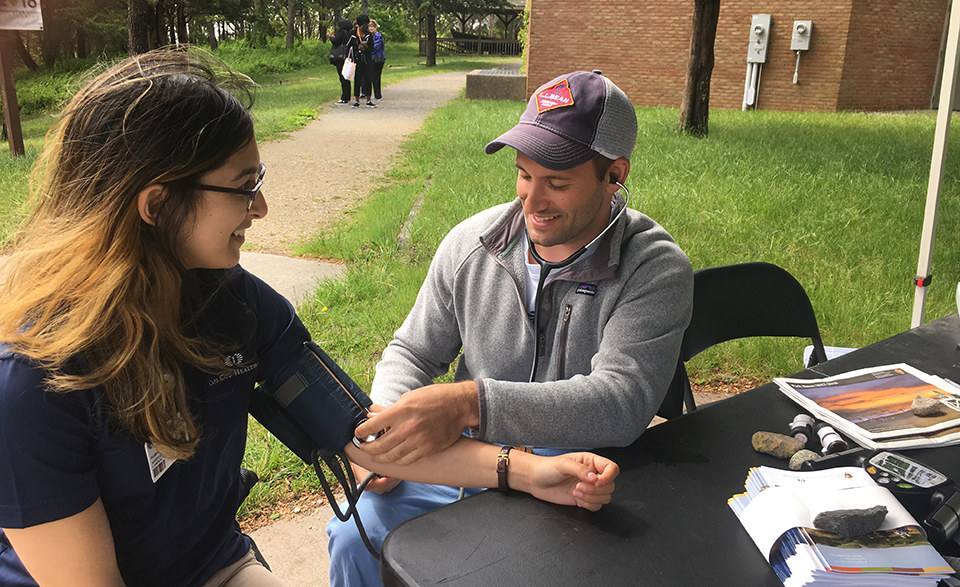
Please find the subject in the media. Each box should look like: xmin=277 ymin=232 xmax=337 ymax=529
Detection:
xmin=752 ymin=431 xmax=806 ymax=458
xmin=789 ymin=449 xmax=820 ymax=470
xmin=814 ymin=505 xmax=888 ymax=538
xmin=912 ymin=395 xmax=943 ymax=417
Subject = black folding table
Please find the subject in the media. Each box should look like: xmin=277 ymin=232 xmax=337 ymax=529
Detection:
xmin=380 ymin=314 xmax=960 ymax=587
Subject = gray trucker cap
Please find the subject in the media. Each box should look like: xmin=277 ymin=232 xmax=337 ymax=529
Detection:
xmin=485 ymin=70 xmax=638 ymax=171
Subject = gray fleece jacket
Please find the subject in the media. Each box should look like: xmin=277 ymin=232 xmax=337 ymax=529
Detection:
xmin=370 ymin=194 xmax=693 ymax=449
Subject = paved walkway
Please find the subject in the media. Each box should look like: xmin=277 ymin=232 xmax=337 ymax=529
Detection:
xmin=242 ymin=70 xmax=473 ymax=587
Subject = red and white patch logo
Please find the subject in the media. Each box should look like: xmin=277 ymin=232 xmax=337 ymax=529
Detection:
xmin=536 ymin=79 xmax=574 ymax=113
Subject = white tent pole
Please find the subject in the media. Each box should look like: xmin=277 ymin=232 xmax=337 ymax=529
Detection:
xmin=913 ymin=3 xmax=960 ymax=328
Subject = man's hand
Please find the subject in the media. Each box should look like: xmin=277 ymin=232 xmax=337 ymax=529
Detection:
xmin=354 ymin=380 xmax=480 ymax=466
xmin=350 ymin=462 xmax=401 ymax=495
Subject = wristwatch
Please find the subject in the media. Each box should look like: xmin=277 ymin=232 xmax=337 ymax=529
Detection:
xmin=497 ymin=446 xmax=514 ymax=492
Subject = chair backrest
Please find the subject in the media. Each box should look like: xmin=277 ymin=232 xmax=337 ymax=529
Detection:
xmin=681 ymin=262 xmax=827 ymax=364
xmin=656 ymin=262 xmax=827 ymax=420
xmin=656 ymin=361 xmax=689 ymax=420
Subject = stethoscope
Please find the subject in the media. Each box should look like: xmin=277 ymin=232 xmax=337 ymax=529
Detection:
xmin=527 ymin=180 xmax=631 ymax=382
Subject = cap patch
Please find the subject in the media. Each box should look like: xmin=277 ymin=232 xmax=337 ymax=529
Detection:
xmin=536 ymin=79 xmax=575 ymax=113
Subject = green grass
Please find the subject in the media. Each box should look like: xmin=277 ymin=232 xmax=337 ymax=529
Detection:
xmin=7 ymin=46 xmax=960 ymax=519
xmin=296 ymin=103 xmax=960 ymax=390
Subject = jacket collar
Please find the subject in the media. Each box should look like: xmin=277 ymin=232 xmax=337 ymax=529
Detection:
xmin=479 ymin=193 xmax=627 ymax=283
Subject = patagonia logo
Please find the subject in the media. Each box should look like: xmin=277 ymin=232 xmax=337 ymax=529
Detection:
xmin=575 ymin=284 xmax=597 ymax=296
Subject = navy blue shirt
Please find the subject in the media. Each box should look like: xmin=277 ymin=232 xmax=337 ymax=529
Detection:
xmin=0 ymin=267 xmax=310 ymax=587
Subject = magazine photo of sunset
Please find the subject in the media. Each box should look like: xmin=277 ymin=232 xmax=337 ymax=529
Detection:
xmin=788 ymin=368 xmax=960 ymax=437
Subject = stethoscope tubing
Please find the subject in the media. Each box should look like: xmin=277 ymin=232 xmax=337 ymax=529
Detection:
xmin=527 ymin=182 xmax=631 ymax=381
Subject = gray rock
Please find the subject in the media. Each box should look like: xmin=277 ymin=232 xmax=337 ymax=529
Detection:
xmin=813 ymin=505 xmax=888 ymax=538
xmin=912 ymin=395 xmax=943 ymax=417
xmin=789 ymin=449 xmax=820 ymax=470
xmin=752 ymin=431 xmax=806 ymax=458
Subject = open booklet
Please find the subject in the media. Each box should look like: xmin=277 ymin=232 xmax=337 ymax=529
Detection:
xmin=728 ymin=466 xmax=953 ymax=586
xmin=775 ymin=364 xmax=960 ymax=450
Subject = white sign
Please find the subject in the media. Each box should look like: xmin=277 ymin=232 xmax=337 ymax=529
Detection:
xmin=0 ymin=0 xmax=43 ymax=31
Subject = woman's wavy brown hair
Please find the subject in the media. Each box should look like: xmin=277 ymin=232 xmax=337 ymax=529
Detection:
xmin=0 ymin=47 xmax=256 ymax=459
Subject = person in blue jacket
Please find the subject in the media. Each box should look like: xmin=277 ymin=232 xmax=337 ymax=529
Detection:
xmin=369 ymin=20 xmax=386 ymax=101
xmin=0 ymin=48 xmax=619 ymax=587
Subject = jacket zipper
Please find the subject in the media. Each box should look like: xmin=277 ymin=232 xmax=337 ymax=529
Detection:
xmin=555 ymin=304 xmax=573 ymax=378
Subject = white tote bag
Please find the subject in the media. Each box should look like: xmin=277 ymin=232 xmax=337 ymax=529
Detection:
xmin=341 ymin=47 xmax=356 ymax=81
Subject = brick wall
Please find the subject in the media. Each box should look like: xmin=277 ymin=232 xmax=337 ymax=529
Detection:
xmin=839 ymin=0 xmax=947 ymax=110
xmin=526 ymin=0 xmax=948 ymax=112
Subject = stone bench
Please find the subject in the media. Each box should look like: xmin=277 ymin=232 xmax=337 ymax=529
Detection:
xmin=465 ymin=69 xmax=527 ymax=102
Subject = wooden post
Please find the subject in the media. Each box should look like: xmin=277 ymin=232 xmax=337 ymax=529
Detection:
xmin=0 ymin=30 xmax=24 ymax=157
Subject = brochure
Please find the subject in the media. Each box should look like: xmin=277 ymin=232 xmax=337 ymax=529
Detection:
xmin=728 ymin=466 xmax=953 ymax=586
xmin=775 ymin=364 xmax=960 ymax=450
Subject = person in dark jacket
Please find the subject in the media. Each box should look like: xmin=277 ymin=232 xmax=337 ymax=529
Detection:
xmin=347 ymin=14 xmax=376 ymax=108
xmin=327 ymin=18 xmax=353 ymax=105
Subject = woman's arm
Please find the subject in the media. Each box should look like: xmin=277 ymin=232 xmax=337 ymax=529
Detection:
xmin=344 ymin=439 xmax=618 ymax=511
xmin=4 ymin=498 xmax=126 ymax=587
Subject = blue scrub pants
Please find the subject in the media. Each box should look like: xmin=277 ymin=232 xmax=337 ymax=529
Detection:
xmin=326 ymin=481 xmax=482 ymax=587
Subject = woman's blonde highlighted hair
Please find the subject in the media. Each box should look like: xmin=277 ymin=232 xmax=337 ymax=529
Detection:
xmin=0 ymin=47 xmax=256 ymax=459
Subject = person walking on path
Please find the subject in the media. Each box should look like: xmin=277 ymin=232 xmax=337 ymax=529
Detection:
xmin=327 ymin=19 xmax=353 ymax=105
xmin=369 ymin=20 xmax=386 ymax=101
xmin=348 ymin=15 xmax=376 ymax=109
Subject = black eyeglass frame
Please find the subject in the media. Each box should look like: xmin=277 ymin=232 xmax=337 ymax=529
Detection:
xmin=194 ymin=162 xmax=266 ymax=212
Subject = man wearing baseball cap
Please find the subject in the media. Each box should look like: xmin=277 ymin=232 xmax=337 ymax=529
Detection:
xmin=327 ymin=71 xmax=693 ymax=587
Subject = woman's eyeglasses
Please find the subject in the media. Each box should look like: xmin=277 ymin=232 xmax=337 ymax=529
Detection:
xmin=194 ymin=162 xmax=266 ymax=211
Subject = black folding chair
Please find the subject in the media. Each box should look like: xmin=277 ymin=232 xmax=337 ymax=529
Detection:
xmin=657 ymin=262 xmax=828 ymax=419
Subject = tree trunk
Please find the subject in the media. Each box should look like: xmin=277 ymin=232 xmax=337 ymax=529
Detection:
xmin=426 ymin=5 xmax=437 ymax=67
xmin=13 ymin=32 xmax=37 ymax=71
xmin=176 ymin=2 xmax=188 ymax=45
xmin=154 ymin=0 xmax=168 ymax=46
xmin=76 ymin=26 xmax=87 ymax=58
xmin=206 ymin=21 xmax=218 ymax=50
xmin=40 ymin=0 xmax=62 ymax=67
xmin=128 ymin=0 xmax=151 ymax=55
xmin=678 ymin=0 xmax=721 ymax=137
xmin=286 ymin=1 xmax=296 ymax=49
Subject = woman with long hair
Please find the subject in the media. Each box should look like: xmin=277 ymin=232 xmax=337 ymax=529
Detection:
xmin=0 ymin=48 xmax=617 ymax=587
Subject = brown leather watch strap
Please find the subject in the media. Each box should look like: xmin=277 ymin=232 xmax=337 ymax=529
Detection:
xmin=497 ymin=446 xmax=514 ymax=492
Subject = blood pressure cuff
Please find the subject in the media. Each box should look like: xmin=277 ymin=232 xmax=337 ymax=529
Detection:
xmin=250 ymin=341 xmax=372 ymax=463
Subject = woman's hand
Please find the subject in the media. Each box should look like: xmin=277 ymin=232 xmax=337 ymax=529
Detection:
xmin=513 ymin=452 xmax=619 ymax=511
